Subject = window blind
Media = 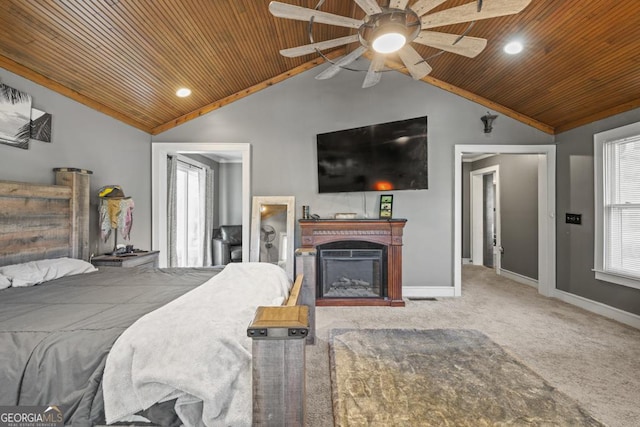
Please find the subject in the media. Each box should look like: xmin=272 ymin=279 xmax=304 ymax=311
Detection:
xmin=604 ymin=136 xmax=640 ymax=278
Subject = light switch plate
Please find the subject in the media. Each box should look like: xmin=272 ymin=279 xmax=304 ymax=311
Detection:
xmin=566 ymin=213 xmax=582 ymax=225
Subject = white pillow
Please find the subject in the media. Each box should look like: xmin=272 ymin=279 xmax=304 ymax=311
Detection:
xmin=0 ymin=257 xmax=97 ymax=288
xmin=0 ymin=274 xmax=11 ymax=290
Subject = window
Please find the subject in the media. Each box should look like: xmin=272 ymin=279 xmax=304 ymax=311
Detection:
xmin=594 ymin=122 xmax=640 ymax=289
xmin=175 ymin=158 xmax=207 ymax=267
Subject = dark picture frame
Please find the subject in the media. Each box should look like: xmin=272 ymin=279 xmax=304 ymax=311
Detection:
xmin=379 ymin=194 xmax=393 ymax=219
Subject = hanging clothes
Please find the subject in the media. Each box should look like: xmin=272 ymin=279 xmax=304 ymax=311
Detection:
xmin=98 ymin=185 xmax=134 ymax=242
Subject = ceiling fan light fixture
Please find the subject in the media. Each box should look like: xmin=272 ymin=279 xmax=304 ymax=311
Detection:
xmin=372 ymin=28 xmax=406 ymax=53
xmin=368 ymin=12 xmax=411 ymax=54
xmin=269 ymin=0 xmax=533 ymax=88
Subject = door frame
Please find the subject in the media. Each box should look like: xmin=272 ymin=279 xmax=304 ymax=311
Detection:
xmin=151 ymin=142 xmax=252 ymax=267
xmin=470 ymin=165 xmax=501 ymax=272
xmin=454 ymin=144 xmax=556 ymax=297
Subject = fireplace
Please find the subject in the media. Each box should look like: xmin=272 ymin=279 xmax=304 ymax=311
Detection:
xmin=299 ymin=219 xmax=406 ymax=306
xmin=318 ymin=241 xmax=387 ymax=299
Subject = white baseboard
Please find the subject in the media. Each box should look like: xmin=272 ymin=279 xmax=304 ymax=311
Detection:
xmin=552 ymin=289 xmax=640 ymax=330
xmin=462 ymin=258 xmax=472 ymax=265
xmin=500 ymin=270 xmax=640 ymax=329
xmin=403 ymin=286 xmax=456 ymax=298
xmin=499 ymin=268 xmax=538 ymax=288
xmin=403 ymin=271 xmax=639 ymax=329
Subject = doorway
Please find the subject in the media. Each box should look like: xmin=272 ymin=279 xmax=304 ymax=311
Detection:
xmin=470 ymin=165 xmax=501 ymax=272
xmin=151 ymin=143 xmax=252 ymax=268
xmin=454 ymin=144 xmax=556 ymax=297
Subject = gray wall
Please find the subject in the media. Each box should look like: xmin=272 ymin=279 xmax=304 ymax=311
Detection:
xmin=153 ymin=60 xmax=553 ymax=287
xmin=219 ymin=162 xmax=242 ymax=225
xmin=468 ymin=155 xmax=539 ymax=279
xmin=556 ymin=107 xmax=640 ymax=315
xmin=3 ymin=61 xmax=639 ymax=314
xmin=0 ymin=69 xmax=152 ymax=256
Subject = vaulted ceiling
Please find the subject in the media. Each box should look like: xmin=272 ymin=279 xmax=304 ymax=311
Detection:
xmin=1 ymin=0 xmax=638 ymax=135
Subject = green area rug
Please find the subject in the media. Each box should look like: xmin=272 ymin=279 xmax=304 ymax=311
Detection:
xmin=329 ymin=329 xmax=604 ymax=426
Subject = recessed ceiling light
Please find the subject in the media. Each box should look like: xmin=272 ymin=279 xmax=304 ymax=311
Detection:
xmin=504 ymin=41 xmax=523 ymax=55
xmin=176 ymin=88 xmax=191 ymax=97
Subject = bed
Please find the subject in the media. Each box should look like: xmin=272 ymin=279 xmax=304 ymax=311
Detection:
xmin=0 ymin=169 xmax=315 ymax=426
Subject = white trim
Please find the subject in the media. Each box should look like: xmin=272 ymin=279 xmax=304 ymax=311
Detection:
xmin=594 ymin=270 xmax=640 ymax=290
xmin=552 ymin=289 xmax=640 ymax=330
xmin=454 ymin=153 xmax=463 ymax=297
xmin=462 ymin=258 xmax=472 ymax=265
xmin=403 ymin=286 xmax=456 ymax=298
xmin=151 ymin=143 xmax=252 ymax=268
xmin=499 ymin=268 xmax=538 ymax=288
xmin=594 ymin=121 xmax=640 ymax=289
xmin=454 ymin=144 xmax=556 ymax=298
xmin=462 ymin=153 xmax=495 ymax=163
xmin=537 ymin=153 xmax=553 ymax=297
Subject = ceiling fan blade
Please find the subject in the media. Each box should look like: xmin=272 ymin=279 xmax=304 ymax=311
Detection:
xmin=397 ymin=45 xmax=432 ymax=80
xmin=413 ymin=31 xmax=487 ymax=58
xmin=316 ymin=46 xmax=367 ymax=80
xmin=280 ymin=35 xmax=360 ymax=57
xmin=353 ymin=0 xmax=382 ymax=15
xmin=389 ymin=0 xmax=410 ymax=10
xmin=269 ymin=1 xmax=363 ymax=29
xmin=410 ymin=0 xmax=448 ymax=17
xmin=421 ymin=0 xmax=532 ymax=29
xmin=362 ymin=55 xmax=385 ymax=88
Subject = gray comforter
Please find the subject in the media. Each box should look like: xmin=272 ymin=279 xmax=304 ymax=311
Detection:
xmin=0 ymin=267 xmax=220 ymax=426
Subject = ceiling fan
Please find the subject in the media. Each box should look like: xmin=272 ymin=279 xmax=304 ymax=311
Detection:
xmin=269 ymin=0 xmax=531 ymax=88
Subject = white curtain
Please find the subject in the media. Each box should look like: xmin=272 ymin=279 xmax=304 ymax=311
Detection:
xmin=203 ymin=166 xmax=214 ymax=266
xmin=167 ymin=155 xmax=179 ymax=267
xmin=168 ymin=154 xmax=214 ymax=267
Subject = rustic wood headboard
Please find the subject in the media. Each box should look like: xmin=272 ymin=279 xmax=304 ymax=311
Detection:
xmin=0 ymin=168 xmax=92 ymax=267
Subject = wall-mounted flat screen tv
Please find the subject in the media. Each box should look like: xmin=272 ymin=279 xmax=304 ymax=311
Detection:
xmin=316 ymin=116 xmax=428 ymax=193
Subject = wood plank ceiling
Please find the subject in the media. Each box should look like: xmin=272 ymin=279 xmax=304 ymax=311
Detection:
xmin=0 ymin=0 xmax=639 ymax=135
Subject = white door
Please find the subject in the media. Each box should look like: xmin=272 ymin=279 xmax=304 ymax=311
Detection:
xmin=470 ymin=165 xmax=501 ymax=274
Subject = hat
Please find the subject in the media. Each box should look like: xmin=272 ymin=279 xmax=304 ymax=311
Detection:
xmin=98 ymin=185 xmax=126 ymax=198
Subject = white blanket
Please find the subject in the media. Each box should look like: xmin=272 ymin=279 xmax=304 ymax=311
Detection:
xmin=103 ymin=262 xmax=291 ymax=426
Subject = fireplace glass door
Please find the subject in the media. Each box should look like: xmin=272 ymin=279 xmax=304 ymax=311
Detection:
xmin=318 ymin=242 xmax=387 ymax=299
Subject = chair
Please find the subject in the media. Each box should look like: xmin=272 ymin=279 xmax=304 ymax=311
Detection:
xmin=212 ymin=225 xmax=243 ymax=266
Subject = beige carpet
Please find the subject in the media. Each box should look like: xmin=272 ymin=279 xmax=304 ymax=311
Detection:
xmin=330 ymin=328 xmax=604 ymax=426
xmin=305 ymin=265 xmax=640 ymax=427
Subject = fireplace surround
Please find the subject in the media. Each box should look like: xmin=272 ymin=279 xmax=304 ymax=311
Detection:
xmin=299 ymin=219 xmax=406 ymax=306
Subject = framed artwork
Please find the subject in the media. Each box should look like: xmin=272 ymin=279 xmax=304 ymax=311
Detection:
xmin=379 ymin=194 xmax=393 ymax=219
xmin=0 ymin=84 xmax=32 ymax=149
xmin=31 ymin=108 xmax=52 ymax=142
